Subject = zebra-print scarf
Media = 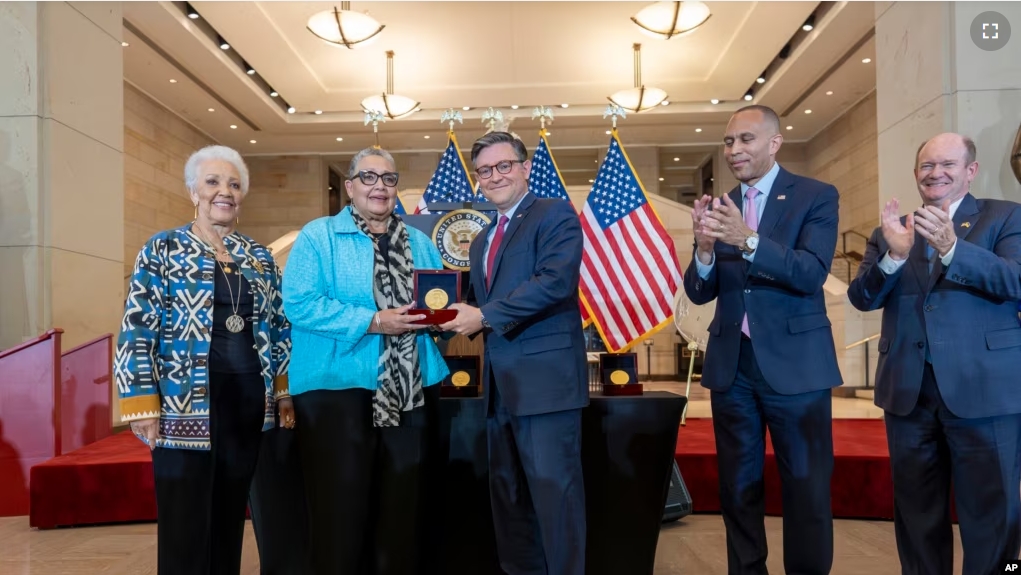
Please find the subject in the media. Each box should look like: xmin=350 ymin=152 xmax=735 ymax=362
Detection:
xmin=351 ymin=207 xmax=422 ymax=427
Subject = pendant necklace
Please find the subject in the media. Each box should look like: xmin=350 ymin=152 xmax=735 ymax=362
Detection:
xmin=218 ymin=260 xmax=245 ymax=333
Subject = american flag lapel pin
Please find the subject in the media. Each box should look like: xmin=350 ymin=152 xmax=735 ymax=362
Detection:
xmin=961 ymin=222 xmax=970 ymax=228
xmin=777 ymin=195 xmax=787 ymax=200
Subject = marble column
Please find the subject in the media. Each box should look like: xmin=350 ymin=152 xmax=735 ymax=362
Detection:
xmin=0 ymin=2 xmax=124 ymax=351
xmin=876 ymin=1 xmax=1021 ymax=209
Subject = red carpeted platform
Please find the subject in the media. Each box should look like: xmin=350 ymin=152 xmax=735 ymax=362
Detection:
xmin=30 ymin=419 xmax=898 ymax=528
xmin=674 ymin=418 xmax=895 ymax=520
xmin=30 ymin=431 xmax=155 ymax=529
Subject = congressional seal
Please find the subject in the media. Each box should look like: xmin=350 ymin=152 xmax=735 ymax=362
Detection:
xmin=432 ymin=209 xmax=491 ymax=271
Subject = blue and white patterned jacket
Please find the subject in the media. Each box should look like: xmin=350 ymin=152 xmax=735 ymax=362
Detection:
xmin=115 ymin=224 xmax=291 ymax=450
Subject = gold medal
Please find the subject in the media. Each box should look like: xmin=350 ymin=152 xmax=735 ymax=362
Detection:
xmin=424 ymin=288 xmax=449 ymax=310
xmin=610 ymin=369 xmax=629 ymax=385
xmin=451 ymin=371 xmax=471 ymax=387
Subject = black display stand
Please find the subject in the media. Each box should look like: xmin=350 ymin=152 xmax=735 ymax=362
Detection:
xmin=430 ymin=392 xmax=687 ymax=575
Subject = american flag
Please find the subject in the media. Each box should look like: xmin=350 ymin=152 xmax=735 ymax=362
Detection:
xmin=527 ymin=132 xmax=592 ymax=327
xmin=528 ymin=134 xmax=570 ymax=201
xmin=394 ymin=195 xmax=408 ymax=215
xmin=580 ymin=131 xmax=682 ymax=352
xmin=416 ymin=132 xmax=479 ymax=214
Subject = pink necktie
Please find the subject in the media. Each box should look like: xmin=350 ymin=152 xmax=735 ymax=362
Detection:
xmin=741 ymin=187 xmax=760 ymax=338
xmin=486 ymin=216 xmax=508 ymax=289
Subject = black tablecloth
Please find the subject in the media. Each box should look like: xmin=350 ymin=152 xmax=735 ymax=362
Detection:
xmin=433 ymin=391 xmax=687 ymax=575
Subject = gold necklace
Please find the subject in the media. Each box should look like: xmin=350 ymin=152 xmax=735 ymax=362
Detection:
xmin=217 ymin=259 xmax=245 ymax=334
xmin=195 ymin=226 xmax=233 ymax=272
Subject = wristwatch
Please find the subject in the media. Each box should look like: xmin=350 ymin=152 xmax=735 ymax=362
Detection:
xmin=740 ymin=233 xmax=759 ymax=254
xmin=480 ymin=312 xmax=491 ymax=329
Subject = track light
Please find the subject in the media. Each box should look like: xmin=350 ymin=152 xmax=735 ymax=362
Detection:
xmin=802 ymin=15 xmax=815 ymax=32
xmin=187 ymin=4 xmax=200 ymax=19
xmin=219 ymin=37 xmax=230 ymax=50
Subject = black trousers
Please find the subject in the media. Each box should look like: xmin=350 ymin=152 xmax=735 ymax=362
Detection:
xmin=886 ymin=362 xmax=1021 ymax=575
xmin=250 ymin=425 xmax=312 ymax=575
xmin=151 ymin=371 xmax=266 ymax=575
xmin=710 ymin=337 xmax=834 ymax=575
xmin=293 ymin=385 xmax=440 ymax=575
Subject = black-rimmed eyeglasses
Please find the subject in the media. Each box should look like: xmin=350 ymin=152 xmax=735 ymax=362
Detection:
xmin=475 ymin=160 xmax=524 ymax=180
xmin=355 ymin=170 xmax=399 ymax=187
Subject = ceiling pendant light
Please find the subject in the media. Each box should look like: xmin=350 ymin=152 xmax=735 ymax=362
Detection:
xmin=608 ymin=43 xmax=668 ymax=113
xmin=307 ymin=2 xmax=384 ymax=50
xmin=631 ymin=1 xmax=711 ymax=40
xmin=360 ymin=50 xmax=419 ymax=120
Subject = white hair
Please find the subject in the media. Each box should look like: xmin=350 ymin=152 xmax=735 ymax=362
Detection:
xmin=347 ymin=147 xmax=396 ymax=179
xmin=184 ymin=145 xmax=250 ymax=196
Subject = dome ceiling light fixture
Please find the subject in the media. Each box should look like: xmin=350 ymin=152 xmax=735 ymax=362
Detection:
xmin=307 ymin=1 xmax=384 ymax=50
xmin=608 ymin=43 xmax=668 ymax=113
xmin=630 ymin=1 xmax=711 ymax=40
xmin=360 ymin=50 xmax=420 ymax=120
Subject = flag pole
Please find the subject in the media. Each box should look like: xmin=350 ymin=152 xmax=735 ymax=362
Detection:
xmin=603 ymin=103 xmax=627 ymax=131
xmin=363 ymin=110 xmax=387 ymax=149
xmin=532 ymin=105 xmax=554 ymax=137
xmin=440 ymin=108 xmax=463 ymax=137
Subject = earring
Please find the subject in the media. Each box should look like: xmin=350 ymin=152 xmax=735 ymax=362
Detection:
xmin=193 ymin=205 xmax=197 ymax=219
xmin=236 ymin=215 xmax=240 ymax=226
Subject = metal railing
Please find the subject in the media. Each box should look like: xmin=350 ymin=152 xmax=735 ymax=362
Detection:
xmin=845 ymin=333 xmax=879 ymax=388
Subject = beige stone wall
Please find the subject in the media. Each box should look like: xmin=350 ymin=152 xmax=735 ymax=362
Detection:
xmin=123 ymin=83 xmax=213 ymax=278
xmin=807 ymin=92 xmax=880 ymax=247
xmin=241 ymin=156 xmax=328 ymax=247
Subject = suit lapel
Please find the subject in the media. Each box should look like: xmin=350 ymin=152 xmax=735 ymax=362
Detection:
xmin=754 ymin=167 xmax=793 ymax=240
xmin=952 ymin=193 xmax=979 ymax=243
xmin=487 ymin=193 xmax=536 ymax=293
xmin=469 ymin=231 xmax=488 ymax=304
xmin=917 ymin=194 xmax=978 ymax=294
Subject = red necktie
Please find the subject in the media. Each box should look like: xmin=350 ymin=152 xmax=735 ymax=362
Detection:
xmin=486 ymin=216 xmax=509 ymax=289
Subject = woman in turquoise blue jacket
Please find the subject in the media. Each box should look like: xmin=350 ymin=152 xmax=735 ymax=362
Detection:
xmin=282 ymin=147 xmax=450 ymax=575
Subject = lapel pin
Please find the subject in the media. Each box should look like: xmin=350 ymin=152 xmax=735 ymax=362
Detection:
xmin=777 ymin=195 xmax=786 ymax=200
xmin=961 ymin=222 xmax=970 ymax=228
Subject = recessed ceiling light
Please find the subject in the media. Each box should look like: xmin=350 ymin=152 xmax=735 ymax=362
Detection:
xmin=605 ymin=130 xmax=611 ymax=135
xmin=560 ymin=103 xmax=569 ymax=108
xmin=588 ymin=179 xmax=595 ymax=183
xmin=826 ymin=91 xmax=833 ymax=96
xmin=546 ymin=131 xmax=551 ymax=135
xmin=802 ymin=23 xmax=813 ymax=31
xmin=169 ymin=79 xmax=177 ymax=83
xmin=695 ymin=128 xmax=702 ymax=133
xmin=246 ymin=68 xmax=256 ymax=76
xmin=314 ymin=110 xmax=323 ymax=115
xmin=673 ymin=157 xmax=680 ymax=162
xmin=336 ymin=137 xmax=343 ymax=142
xmin=862 ymin=58 xmax=872 ymax=64
xmin=804 ymin=109 xmax=812 ymax=114
xmin=219 ymin=41 xmax=230 ymax=51
xmin=121 ymin=41 xmax=129 ymax=47
xmin=230 ymin=125 xmax=237 ymax=129
xmin=462 ymin=106 xmax=470 ymax=111
xmin=757 ymin=77 xmax=766 ymax=84
xmin=270 ymin=91 xmax=279 ymax=98
xmin=711 ymin=99 xmax=720 ymax=105
xmin=424 ymin=135 xmax=430 ymax=139
xmin=208 ymin=108 xmax=215 ymax=112
xmin=287 ymin=107 xmax=296 ymax=114
xmin=786 ymin=125 xmax=793 ymax=130
xmin=661 ymin=100 xmax=670 ymax=106
xmin=511 ymin=105 xmax=519 ymax=109
xmin=249 ymin=140 xmax=256 ymax=144
xmin=743 ymin=93 xmax=753 ymax=101
xmin=187 ymin=4 xmax=200 ymax=19
xmin=658 ymin=177 xmax=665 ymax=181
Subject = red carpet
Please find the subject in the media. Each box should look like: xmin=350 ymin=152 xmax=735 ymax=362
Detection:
xmin=31 ymin=420 xmax=898 ymax=528
xmin=675 ymin=418 xmax=897 ymax=520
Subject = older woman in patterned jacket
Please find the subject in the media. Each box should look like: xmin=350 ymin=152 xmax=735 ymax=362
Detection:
xmin=115 ymin=145 xmax=293 ymax=575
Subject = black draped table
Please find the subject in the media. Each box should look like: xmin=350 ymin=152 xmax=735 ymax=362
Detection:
xmin=429 ymin=391 xmax=687 ymax=575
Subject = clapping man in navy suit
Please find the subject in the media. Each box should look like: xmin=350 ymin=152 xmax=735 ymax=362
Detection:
xmin=848 ymin=133 xmax=1021 ymax=574
xmin=440 ymin=132 xmax=587 ymax=575
xmin=683 ymin=105 xmax=842 ymax=575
